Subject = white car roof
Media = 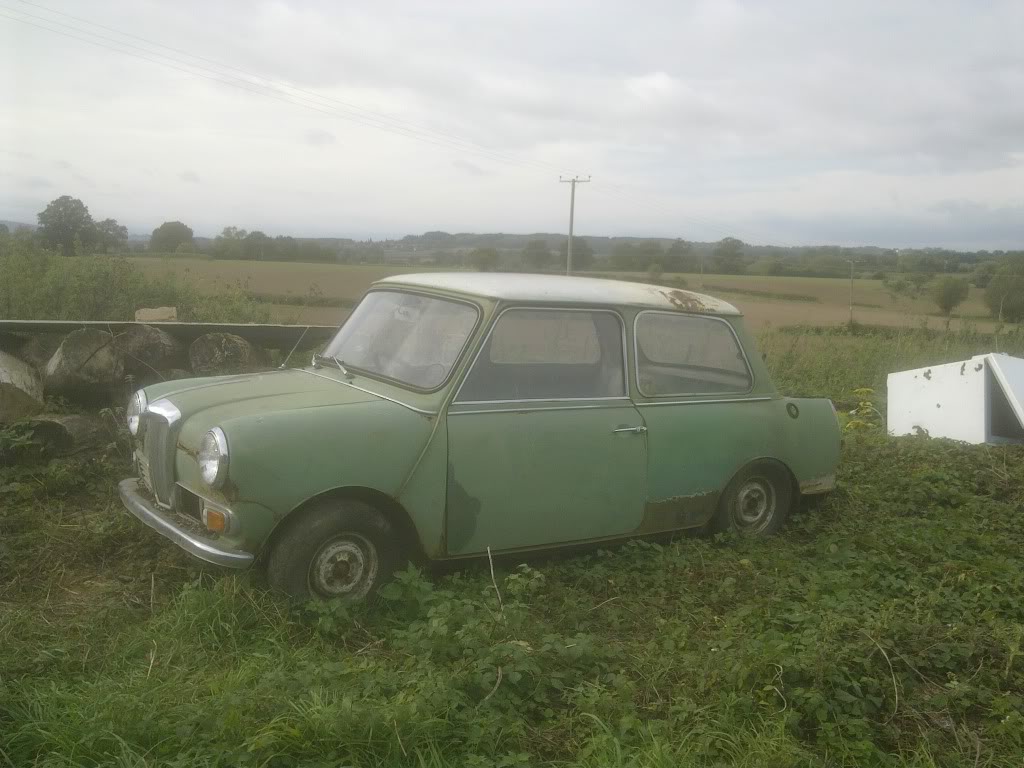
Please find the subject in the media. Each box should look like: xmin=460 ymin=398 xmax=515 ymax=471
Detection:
xmin=374 ymin=272 xmax=741 ymax=316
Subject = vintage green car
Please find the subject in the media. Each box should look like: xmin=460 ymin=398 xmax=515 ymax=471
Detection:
xmin=120 ymin=274 xmax=840 ymax=598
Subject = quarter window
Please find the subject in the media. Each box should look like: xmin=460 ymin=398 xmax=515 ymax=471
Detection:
xmin=635 ymin=313 xmax=751 ymax=396
xmin=457 ymin=309 xmax=626 ymax=401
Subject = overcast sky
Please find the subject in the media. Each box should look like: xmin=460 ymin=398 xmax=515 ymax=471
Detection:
xmin=2 ymin=0 xmax=1023 ymax=249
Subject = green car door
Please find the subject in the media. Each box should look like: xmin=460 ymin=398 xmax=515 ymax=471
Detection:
xmin=632 ymin=310 xmax=777 ymax=526
xmin=444 ymin=307 xmax=648 ymax=555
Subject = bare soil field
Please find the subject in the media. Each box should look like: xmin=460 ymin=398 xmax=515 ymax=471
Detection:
xmin=130 ymin=257 xmax=992 ymax=331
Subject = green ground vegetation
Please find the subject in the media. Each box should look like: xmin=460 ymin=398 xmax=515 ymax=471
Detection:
xmin=2 ymin=329 xmax=1023 ymax=767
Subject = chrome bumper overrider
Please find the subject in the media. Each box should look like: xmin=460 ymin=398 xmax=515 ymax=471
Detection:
xmin=118 ymin=478 xmax=253 ymax=569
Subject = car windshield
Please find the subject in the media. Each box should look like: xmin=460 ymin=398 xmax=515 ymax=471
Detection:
xmin=321 ymin=290 xmax=478 ymax=390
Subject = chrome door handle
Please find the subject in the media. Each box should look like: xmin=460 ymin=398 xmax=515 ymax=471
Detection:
xmin=612 ymin=425 xmax=647 ymax=434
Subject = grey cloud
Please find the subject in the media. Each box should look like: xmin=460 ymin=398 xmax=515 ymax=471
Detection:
xmin=304 ymin=129 xmax=336 ymax=146
xmin=451 ymin=158 xmax=492 ymax=177
xmin=5 ymin=0 xmax=1024 ymax=248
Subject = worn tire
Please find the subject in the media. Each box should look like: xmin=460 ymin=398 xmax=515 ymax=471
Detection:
xmin=265 ymin=498 xmax=401 ymax=600
xmin=710 ymin=462 xmax=792 ymax=537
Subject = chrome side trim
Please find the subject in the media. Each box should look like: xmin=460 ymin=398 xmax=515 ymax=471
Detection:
xmin=119 ymin=479 xmax=253 ymax=569
xmin=450 ymin=403 xmax=636 ymax=416
xmin=453 ymin=305 xmax=630 ymax=404
xmin=456 ymin=395 xmax=631 ymax=405
xmin=632 ymin=310 xmax=755 ymax=399
xmin=295 ymin=368 xmax=437 ymax=416
xmin=147 ymin=399 xmax=182 ymax=424
xmin=635 ymin=396 xmax=773 ymax=407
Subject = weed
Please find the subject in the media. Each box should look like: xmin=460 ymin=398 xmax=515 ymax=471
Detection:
xmin=2 ymin=326 xmax=1024 ymax=766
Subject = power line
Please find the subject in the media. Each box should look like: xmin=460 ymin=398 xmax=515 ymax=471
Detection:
xmin=1 ymin=3 xmax=802 ymax=247
xmin=0 ymin=7 xmax=582 ymax=178
xmin=3 ymin=1 xmax=583 ymax=179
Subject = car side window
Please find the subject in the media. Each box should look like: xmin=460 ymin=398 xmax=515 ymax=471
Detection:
xmin=635 ymin=312 xmax=751 ymax=396
xmin=457 ymin=308 xmax=626 ymax=401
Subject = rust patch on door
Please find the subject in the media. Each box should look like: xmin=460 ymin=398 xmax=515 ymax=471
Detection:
xmin=638 ymin=491 xmax=718 ymax=533
xmin=445 ymin=462 xmax=480 ymax=553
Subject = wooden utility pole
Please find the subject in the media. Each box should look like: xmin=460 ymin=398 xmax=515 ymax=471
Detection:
xmin=559 ymin=176 xmax=590 ymax=274
xmin=846 ymin=259 xmax=855 ymax=326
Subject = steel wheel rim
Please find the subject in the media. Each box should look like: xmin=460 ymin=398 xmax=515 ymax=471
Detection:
xmin=309 ymin=533 xmax=379 ymax=599
xmin=732 ymin=476 xmax=776 ymax=533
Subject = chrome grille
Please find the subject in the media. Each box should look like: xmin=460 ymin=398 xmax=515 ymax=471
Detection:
xmin=142 ymin=412 xmax=174 ymax=507
xmin=138 ymin=450 xmax=153 ymax=494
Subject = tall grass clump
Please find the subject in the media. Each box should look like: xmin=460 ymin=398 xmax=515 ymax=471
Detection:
xmin=0 ymin=236 xmax=270 ymax=323
xmin=759 ymin=323 xmax=1024 ymax=406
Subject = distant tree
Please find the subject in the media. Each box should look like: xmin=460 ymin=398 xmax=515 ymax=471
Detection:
xmin=931 ymin=277 xmax=969 ymax=316
xmin=907 ymin=273 xmax=933 ymax=291
xmin=712 ymin=237 xmax=746 ymax=274
xmin=275 ymin=235 xmax=299 ymax=261
xmin=664 ymin=239 xmax=696 ymax=272
xmin=469 ymin=247 xmax=500 ymax=272
xmin=609 ymin=242 xmax=637 ymax=270
xmin=558 ymin=237 xmax=594 ymax=270
xmin=212 ymin=226 xmax=246 ymax=259
xmin=646 ymin=262 xmax=664 ymax=281
xmin=971 ymin=261 xmax=998 ymax=288
xmin=243 ymin=230 xmax=274 ymax=260
xmin=521 ymin=240 xmax=553 ymax=271
xmin=985 ymin=258 xmax=1024 ymax=322
xmin=95 ymin=218 xmax=128 ymax=253
xmin=174 ymin=242 xmax=197 ymax=255
xmin=37 ymin=195 xmax=96 ymax=256
xmin=0 ymin=223 xmax=9 ymax=237
xmin=150 ymin=221 xmax=194 ymax=253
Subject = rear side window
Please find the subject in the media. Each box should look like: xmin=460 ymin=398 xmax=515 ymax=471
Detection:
xmin=635 ymin=312 xmax=751 ymax=396
xmin=457 ymin=308 xmax=626 ymax=401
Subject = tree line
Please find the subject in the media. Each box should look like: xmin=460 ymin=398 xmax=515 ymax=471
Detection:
xmin=6 ymin=194 xmax=1024 ymax=321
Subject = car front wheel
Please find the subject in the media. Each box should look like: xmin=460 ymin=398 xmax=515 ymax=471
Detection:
xmin=265 ymin=499 xmax=401 ymax=600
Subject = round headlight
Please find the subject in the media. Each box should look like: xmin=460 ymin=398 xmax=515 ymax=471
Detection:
xmin=199 ymin=427 xmax=229 ymax=488
xmin=127 ymin=389 xmax=147 ymax=436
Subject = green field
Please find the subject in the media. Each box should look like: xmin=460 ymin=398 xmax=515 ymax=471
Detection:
xmin=129 ymin=257 xmax=994 ymax=331
xmin=3 ymin=326 xmax=1024 ymax=766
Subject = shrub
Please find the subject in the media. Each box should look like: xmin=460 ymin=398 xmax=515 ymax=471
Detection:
xmin=0 ymin=238 xmax=268 ymax=323
xmin=985 ymin=265 xmax=1024 ymax=322
xmin=931 ymin=276 xmax=969 ymax=316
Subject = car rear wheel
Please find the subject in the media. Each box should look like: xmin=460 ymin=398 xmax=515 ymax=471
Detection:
xmin=265 ymin=498 xmax=401 ymax=600
xmin=711 ymin=462 xmax=792 ymax=536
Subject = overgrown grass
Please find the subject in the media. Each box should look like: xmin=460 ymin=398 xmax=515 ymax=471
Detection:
xmin=2 ymin=319 xmax=1024 ymax=766
xmin=2 ymin=436 xmax=1023 ymax=764
xmin=0 ymin=238 xmax=270 ymax=323
xmin=759 ymin=324 xmax=1024 ymax=407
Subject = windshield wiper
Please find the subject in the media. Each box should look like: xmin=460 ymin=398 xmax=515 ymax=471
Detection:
xmin=331 ymin=356 xmax=353 ymax=378
xmin=314 ymin=353 xmax=353 ymax=379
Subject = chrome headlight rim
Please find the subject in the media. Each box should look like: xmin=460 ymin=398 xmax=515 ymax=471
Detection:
xmin=127 ymin=389 xmax=148 ymax=436
xmin=199 ymin=427 xmax=229 ymax=489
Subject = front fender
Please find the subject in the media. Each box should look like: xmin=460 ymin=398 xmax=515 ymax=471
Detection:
xmin=174 ymin=400 xmax=435 ymax=551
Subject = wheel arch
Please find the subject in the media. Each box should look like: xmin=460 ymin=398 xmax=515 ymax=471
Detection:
xmin=258 ymin=486 xmax=428 ymax=567
xmin=726 ymin=456 xmax=800 ymax=513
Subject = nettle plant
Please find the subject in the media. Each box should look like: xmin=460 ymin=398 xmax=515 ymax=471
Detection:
xmin=846 ymin=387 xmax=884 ymax=432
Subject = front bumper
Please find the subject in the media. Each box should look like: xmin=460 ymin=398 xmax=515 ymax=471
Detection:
xmin=118 ymin=478 xmax=254 ymax=569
